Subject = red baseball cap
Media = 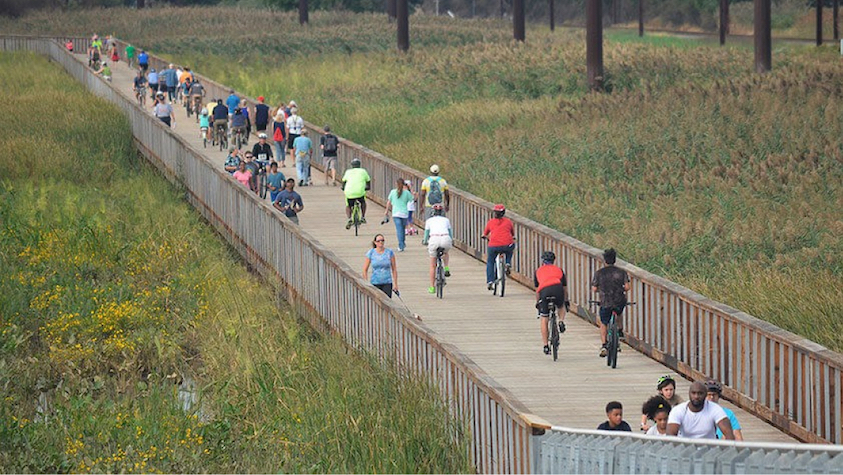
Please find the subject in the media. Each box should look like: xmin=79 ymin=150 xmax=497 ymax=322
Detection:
xmin=257 ymin=96 xmax=265 ymax=102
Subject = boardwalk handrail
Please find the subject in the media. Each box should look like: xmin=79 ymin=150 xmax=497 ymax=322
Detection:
xmin=0 ymin=36 xmax=543 ymax=473
xmin=6 ymin=33 xmax=841 ymax=448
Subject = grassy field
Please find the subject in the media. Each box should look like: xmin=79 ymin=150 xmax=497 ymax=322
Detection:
xmin=1 ymin=9 xmax=841 ymax=356
xmin=0 ymin=51 xmax=470 ymax=473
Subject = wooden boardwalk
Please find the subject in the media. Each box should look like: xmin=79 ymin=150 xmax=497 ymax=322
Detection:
xmin=105 ymin=58 xmax=795 ymax=442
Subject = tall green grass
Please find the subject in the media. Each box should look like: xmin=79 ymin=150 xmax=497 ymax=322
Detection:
xmin=0 ymin=51 xmax=470 ymax=473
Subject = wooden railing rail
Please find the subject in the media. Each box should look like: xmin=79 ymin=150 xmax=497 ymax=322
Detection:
xmin=2 ymin=36 xmax=547 ymax=473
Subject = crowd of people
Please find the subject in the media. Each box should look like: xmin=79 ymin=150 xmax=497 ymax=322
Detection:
xmin=93 ymin=40 xmax=753 ymax=444
xmin=597 ymin=376 xmax=743 ymax=440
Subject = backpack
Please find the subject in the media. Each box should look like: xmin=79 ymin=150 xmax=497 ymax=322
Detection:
xmin=273 ymin=126 xmax=284 ymax=142
xmin=323 ymin=134 xmax=338 ymax=154
xmin=427 ymin=177 xmax=443 ymax=205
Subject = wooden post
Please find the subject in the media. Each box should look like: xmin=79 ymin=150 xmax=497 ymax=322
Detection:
xmin=720 ymin=0 xmax=729 ymax=45
xmin=817 ymin=0 xmax=823 ymax=46
xmin=755 ymin=0 xmax=771 ymax=72
xmin=639 ymin=0 xmax=644 ymax=36
xmin=299 ymin=0 xmax=309 ymax=25
xmin=137 ymin=0 xmax=144 ymax=8
xmin=835 ymin=0 xmax=839 ymax=40
xmin=514 ymin=0 xmax=525 ymax=41
xmin=586 ymin=0 xmax=604 ymax=90
xmin=388 ymin=0 xmax=396 ymax=21
xmin=549 ymin=0 xmax=555 ymax=31
xmin=397 ymin=0 xmax=409 ymax=51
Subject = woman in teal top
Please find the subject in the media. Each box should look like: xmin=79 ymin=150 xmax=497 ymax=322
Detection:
xmin=363 ymin=234 xmax=398 ymax=298
xmin=384 ymin=178 xmax=414 ymax=251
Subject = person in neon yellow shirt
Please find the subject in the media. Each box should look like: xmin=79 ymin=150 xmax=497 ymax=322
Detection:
xmin=342 ymin=158 xmax=371 ymax=229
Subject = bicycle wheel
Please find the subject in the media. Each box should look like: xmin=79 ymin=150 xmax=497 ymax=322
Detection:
xmin=353 ymin=205 xmax=360 ymax=236
xmin=550 ymin=311 xmax=559 ymax=361
xmin=608 ymin=317 xmax=619 ymax=368
xmin=436 ymin=262 xmax=445 ymax=299
xmin=203 ymin=135 xmax=207 ymax=148
xmin=258 ymin=173 xmax=267 ymax=199
xmin=498 ymin=257 xmax=506 ymax=298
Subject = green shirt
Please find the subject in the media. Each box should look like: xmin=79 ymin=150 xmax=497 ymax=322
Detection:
xmin=125 ymin=44 xmax=135 ymax=58
xmin=342 ymin=168 xmax=370 ymax=199
xmin=387 ymin=188 xmax=413 ymax=218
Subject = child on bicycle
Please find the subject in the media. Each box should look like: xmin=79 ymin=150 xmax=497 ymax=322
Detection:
xmin=590 ymin=248 xmax=630 ymax=358
xmin=534 ymin=251 xmax=568 ymax=356
xmin=199 ymin=108 xmax=211 ymax=141
xmin=421 ymin=203 xmax=452 ymax=294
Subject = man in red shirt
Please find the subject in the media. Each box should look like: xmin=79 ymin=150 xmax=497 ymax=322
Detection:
xmin=534 ymin=251 xmax=569 ymax=355
xmin=483 ymin=204 xmax=515 ymax=289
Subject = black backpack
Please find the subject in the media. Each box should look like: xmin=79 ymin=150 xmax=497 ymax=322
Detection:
xmin=323 ymin=134 xmax=338 ymax=154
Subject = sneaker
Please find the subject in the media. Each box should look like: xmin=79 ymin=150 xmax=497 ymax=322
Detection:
xmin=505 ymin=263 xmax=512 ymax=275
xmin=299 ymin=180 xmax=304 ymax=186
xmin=398 ymin=248 xmax=405 ymax=252
xmin=345 ymin=219 xmax=352 ymax=230
xmin=487 ymin=282 xmax=494 ymax=291
xmin=444 ymin=267 xmax=451 ymax=277
xmin=543 ymin=345 xmax=551 ymax=355
xmin=428 ymin=286 xmax=435 ymax=294
xmin=558 ymin=321 xmax=566 ymax=333
xmin=360 ymin=217 xmax=367 ymax=224
xmin=599 ymin=345 xmax=607 ymax=357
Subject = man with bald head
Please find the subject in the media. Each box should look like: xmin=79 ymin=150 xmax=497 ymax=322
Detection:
xmin=666 ymin=381 xmax=735 ymax=439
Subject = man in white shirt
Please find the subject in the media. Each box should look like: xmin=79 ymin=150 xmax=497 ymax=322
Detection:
xmin=667 ymin=381 xmax=735 ymax=439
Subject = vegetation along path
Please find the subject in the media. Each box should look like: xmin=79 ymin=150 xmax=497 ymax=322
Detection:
xmin=0 ymin=51 xmax=470 ymax=473
xmin=102 ymin=49 xmax=795 ymax=441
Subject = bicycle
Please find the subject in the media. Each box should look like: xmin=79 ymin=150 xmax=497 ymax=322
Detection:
xmin=232 ymin=127 xmax=245 ymax=150
xmin=589 ymin=301 xmax=635 ymax=369
xmin=434 ymin=246 xmax=446 ymax=299
xmin=191 ymin=96 xmax=203 ymax=123
xmin=254 ymin=160 xmax=269 ymax=199
xmin=135 ymin=86 xmax=146 ymax=107
xmin=542 ymin=296 xmax=564 ymax=361
xmin=348 ymin=199 xmax=363 ymax=236
xmin=200 ymin=126 xmax=208 ymax=148
xmin=483 ymin=237 xmax=515 ymax=298
xmin=214 ymin=123 xmax=228 ymax=151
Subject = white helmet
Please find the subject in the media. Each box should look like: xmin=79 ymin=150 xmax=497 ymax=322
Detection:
xmin=429 ymin=164 xmax=440 ymax=174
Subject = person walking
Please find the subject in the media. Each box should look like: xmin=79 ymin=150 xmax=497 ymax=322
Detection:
xmin=125 ymin=43 xmax=135 ymax=68
xmin=320 ymin=125 xmax=339 ymax=185
xmin=254 ymin=96 xmax=270 ymax=133
xmin=384 ymin=178 xmax=413 ymax=252
xmin=273 ymin=178 xmax=304 ymax=224
xmin=293 ymin=129 xmax=313 ymax=186
xmin=272 ymin=103 xmax=288 ymax=167
xmin=363 ymin=233 xmax=399 ymax=298
xmin=153 ymin=92 xmax=175 ymax=127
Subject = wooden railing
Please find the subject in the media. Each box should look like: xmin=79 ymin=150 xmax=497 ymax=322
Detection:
xmin=7 ymin=34 xmax=842 ymax=446
xmin=1 ymin=36 xmax=549 ymax=473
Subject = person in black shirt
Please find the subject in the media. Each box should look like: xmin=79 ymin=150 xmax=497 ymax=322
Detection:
xmin=591 ymin=248 xmax=630 ymax=357
xmin=212 ymin=99 xmax=229 ymax=143
xmin=254 ymin=96 xmax=270 ymax=132
xmin=597 ymin=401 xmax=632 ymax=432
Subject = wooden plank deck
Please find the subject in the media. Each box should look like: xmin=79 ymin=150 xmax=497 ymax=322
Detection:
xmin=104 ymin=57 xmax=795 ymax=443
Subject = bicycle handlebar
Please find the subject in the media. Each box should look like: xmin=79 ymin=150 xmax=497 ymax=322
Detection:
xmin=588 ymin=300 xmax=637 ymax=306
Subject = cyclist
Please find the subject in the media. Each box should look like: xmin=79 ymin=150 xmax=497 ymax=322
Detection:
xmin=591 ymin=248 xmax=630 ymax=358
xmin=180 ymin=67 xmax=194 ymax=105
xmin=342 ymin=158 xmax=371 ymax=229
xmin=230 ymin=108 xmax=248 ymax=145
xmin=212 ymin=99 xmax=229 ymax=144
xmin=243 ymin=151 xmax=259 ymax=193
xmin=188 ymin=78 xmax=205 ymax=115
xmin=667 ymin=381 xmax=734 ymax=440
xmin=419 ymin=164 xmax=450 ymax=218
xmin=252 ymin=133 xmax=273 ymax=163
xmin=421 ymin=203 xmax=452 ymax=294
xmin=137 ymin=49 xmax=149 ymax=72
xmin=133 ymin=69 xmax=148 ymax=102
xmin=705 ymin=379 xmax=744 ymax=440
xmin=482 ymin=204 xmax=515 ymax=290
xmin=199 ymin=107 xmax=211 ymax=141
xmin=88 ymin=44 xmax=101 ymax=69
xmin=534 ymin=251 xmax=568 ymax=355
xmin=147 ymin=68 xmax=159 ymax=100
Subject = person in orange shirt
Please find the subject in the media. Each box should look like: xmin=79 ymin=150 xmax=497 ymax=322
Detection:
xmin=482 ymin=204 xmax=515 ymax=289
xmin=534 ymin=251 xmax=569 ymax=355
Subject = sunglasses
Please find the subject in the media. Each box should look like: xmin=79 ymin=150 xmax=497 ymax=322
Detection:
xmin=375 ymin=239 xmax=385 ymax=242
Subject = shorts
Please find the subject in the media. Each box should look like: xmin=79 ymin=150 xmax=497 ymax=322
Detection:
xmin=346 ymin=196 xmax=365 ymax=208
xmin=374 ymin=283 xmax=393 ymax=298
xmin=140 ymin=63 xmax=148 ymax=72
xmin=599 ymin=306 xmax=626 ymax=326
xmin=324 ymin=156 xmax=337 ymax=170
xmin=287 ymin=133 xmax=299 ymax=149
xmin=537 ymin=284 xmax=566 ymax=317
xmin=255 ymin=122 xmax=267 ymax=132
xmin=427 ymin=236 xmax=452 ymax=257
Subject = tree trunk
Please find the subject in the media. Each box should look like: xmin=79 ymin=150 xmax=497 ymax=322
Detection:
xmin=817 ymin=0 xmax=823 ymax=45
xmin=638 ymin=0 xmax=644 ymax=36
xmin=586 ymin=0 xmax=604 ymax=90
xmin=299 ymin=0 xmax=309 ymax=25
xmin=754 ymin=0 xmax=771 ymax=72
xmin=387 ymin=0 xmax=396 ymax=21
xmin=549 ymin=0 xmax=555 ymax=31
xmin=397 ymin=0 xmax=409 ymax=51
xmin=513 ymin=0 xmax=525 ymax=41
